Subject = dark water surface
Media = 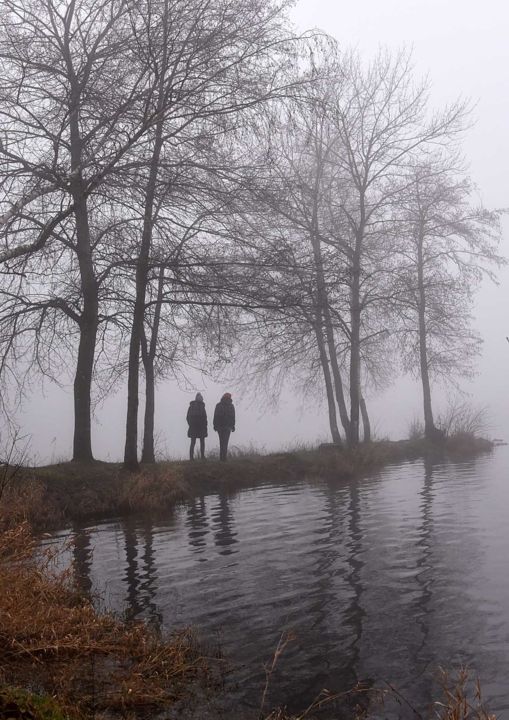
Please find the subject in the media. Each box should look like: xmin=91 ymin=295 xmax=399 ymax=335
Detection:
xmin=46 ymin=447 xmax=509 ymax=718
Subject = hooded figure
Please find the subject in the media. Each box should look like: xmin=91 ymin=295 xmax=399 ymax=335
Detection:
xmin=187 ymin=392 xmax=207 ymax=460
xmin=213 ymin=393 xmax=235 ymax=461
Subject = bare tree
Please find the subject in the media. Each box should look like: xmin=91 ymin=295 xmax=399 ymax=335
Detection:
xmin=228 ymin=61 xmax=352 ymax=444
xmin=0 ymin=0 xmax=164 ymax=460
xmin=324 ymin=50 xmax=468 ymax=445
xmin=393 ymin=158 xmax=505 ymax=438
xmin=121 ymin=0 xmax=300 ymax=468
xmin=230 ymin=51 xmax=477 ymax=448
xmin=235 ymin=56 xmax=399 ymax=445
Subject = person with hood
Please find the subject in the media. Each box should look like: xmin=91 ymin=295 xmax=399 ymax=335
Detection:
xmin=213 ymin=392 xmax=235 ymax=461
xmin=186 ymin=392 xmax=207 ymax=460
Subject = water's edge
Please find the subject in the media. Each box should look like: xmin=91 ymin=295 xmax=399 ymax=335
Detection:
xmin=44 ymin=447 xmax=509 ymax=719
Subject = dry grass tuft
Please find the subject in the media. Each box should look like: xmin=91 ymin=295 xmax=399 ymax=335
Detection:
xmin=433 ymin=668 xmax=496 ymax=720
xmin=120 ymin=466 xmax=189 ymax=513
xmin=0 ymin=474 xmax=63 ymax=529
xmin=257 ymin=634 xmax=497 ymax=720
xmin=261 ymin=683 xmax=377 ymax=720
xmin=258 ymin=631 xmax=381 ymax=720
xmin=0 ymin=523 xmax=212 ymax=718
xmin=262 ymin=669 xmax=498 ymax=720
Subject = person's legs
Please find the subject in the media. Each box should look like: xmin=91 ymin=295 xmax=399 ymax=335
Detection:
xmin=218 ymin=431 xmax=225 ymax=461
xmin=223 ymin=430 xmax=231 ymax=460
xmin=189 ymin=437 xmax=196 ymax=460
xmin=199 ymin=437 xmax=205 ymax=459
xmin=219 ymin=430 xmax=231 ymax=461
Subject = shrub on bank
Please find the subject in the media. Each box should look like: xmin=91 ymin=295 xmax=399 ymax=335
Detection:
xmin=0 ymin=687 xmax=69 ymax=720
xmin=445 ymin=432 xmax=493 ymax=455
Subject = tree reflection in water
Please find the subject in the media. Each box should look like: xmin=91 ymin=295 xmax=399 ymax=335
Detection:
xmin=71 ymin=522 xmax=93 ymax=596
xmin=122 ymin=518 xmax=161 ymax=625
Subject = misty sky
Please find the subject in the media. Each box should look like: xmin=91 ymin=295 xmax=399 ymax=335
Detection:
xmin=15 ymin=0 xmax=509 ymax=464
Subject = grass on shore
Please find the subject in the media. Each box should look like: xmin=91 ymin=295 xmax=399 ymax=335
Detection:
xmin=0 ymin=434 xmax=494 ymax=531
xmin=0 ymin=523 xmax=214 ymax=719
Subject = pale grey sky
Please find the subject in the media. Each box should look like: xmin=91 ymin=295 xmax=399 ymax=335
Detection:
xmin=15 ymin=0 xmax=509 ymax=463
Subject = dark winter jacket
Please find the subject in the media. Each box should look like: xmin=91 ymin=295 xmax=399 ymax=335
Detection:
xmin=213 ymin=397 xmax=235 ymax=432
xmin=187 ymin=400 xmax=208 ymax=438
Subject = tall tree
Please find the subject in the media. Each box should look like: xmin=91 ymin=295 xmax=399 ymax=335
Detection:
xmin=0 ymin=0 xmax=160 ymax=460
xmin=326 ymin=50 xmax=467 ymax=445
xmin=122 ymin=0 xmax=299 ymax=468
xmin=394 ymin=159 xmax=504 ymax=438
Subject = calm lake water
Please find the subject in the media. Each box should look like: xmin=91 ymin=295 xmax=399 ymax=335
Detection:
xmin=45 ymin=447 xmax=509 ymax=718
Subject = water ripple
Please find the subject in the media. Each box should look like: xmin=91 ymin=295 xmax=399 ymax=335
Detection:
xmin=41 ymin=447 xmax=509 ymax=718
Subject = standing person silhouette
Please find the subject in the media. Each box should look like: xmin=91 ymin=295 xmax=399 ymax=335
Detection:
xmin=186 ymin=392 xmax=207 ymax=460
xmin=213 ymin=393 xmax=235 ymax=461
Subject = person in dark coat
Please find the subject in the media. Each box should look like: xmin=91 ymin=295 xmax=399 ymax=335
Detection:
xmin=187 ymin=392 xmax=207 ymax=460
xmin=213 ymin=392 xmax=235 ymax=461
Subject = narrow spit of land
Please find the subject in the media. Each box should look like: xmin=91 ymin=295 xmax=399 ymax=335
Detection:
xmin=0 ymin=434 xmax=493 ymax=531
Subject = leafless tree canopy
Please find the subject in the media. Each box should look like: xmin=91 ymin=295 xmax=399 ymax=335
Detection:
xmin=0 ymin=3 xmax=505 ymax=461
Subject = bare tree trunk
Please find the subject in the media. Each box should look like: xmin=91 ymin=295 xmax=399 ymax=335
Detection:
xmin=417 ymin=232 xmax=435 ymax=438
xmin=72 ymin=194 xmax=98 ymax=461
xmin=124 ymin=131 xmax=163 ymax=469
xmin=323 ymin=315 xmax=351 ymax=440
xmin=314 ymin=321 xmax=342 ymax=445
xmin=141 ymin=354 xmax=156 ymax=463
xmin=70 ymin=86 xmax=98 ymax=462
xmin=124 ymin=0 xmax=169 ymax=470
xmin=73 ymin=302 xmax=97 ymax=462
xmin=360 ymin=395 xmax=371 ymax=443
xmin=124 ymin=237 xmax=151 ymax=469
xmin=141 ymin=267 xmax=165 ymax=463
xmin=418 ymin=303 xmax=435 ymax=438
xmin=349 ymin=244 xmax=362 ymax=447
xmin=309 ymin=164 xmax=349 ymax=443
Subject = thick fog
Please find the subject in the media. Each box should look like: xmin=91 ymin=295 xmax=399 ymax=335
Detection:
xmin=12 ymin=0 xmax=509 ymax=464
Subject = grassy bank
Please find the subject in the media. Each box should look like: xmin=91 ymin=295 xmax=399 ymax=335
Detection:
xmin=0 ymin=434 xmax=494 ymax=531
xmin=0 ymin=523 xmax=214 ymax=720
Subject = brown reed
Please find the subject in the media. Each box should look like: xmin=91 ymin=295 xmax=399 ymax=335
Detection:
xmin=0 ymin=523 xmax=212 ymax=718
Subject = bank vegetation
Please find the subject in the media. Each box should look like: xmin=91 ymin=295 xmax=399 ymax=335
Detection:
xmin=0 ymin=435 xmax=493 ymax=531
xmin=0 ymin=523 xmax=215 ymax=719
